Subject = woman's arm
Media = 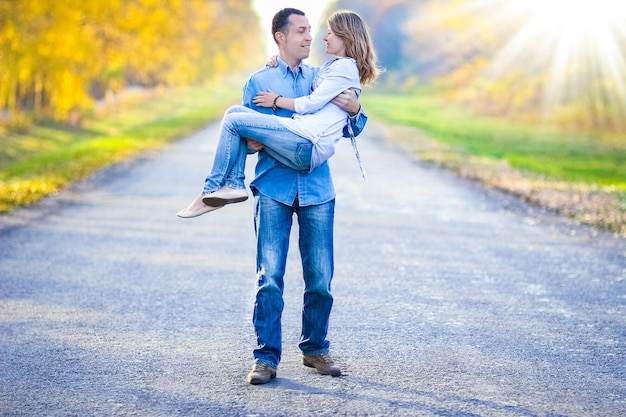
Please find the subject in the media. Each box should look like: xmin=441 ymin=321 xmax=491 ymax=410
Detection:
xmin=253 ymin=55 xmax=296 ymax=110
xmin=253 ymin=58 xmax=359 ymax=114
xmin=253 ymin=92 xmax=295 ymax=111
xmin=294 ymin=59 xmax=359 ymax=114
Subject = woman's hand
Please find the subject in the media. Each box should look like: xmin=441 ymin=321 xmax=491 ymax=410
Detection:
xmin=253 ymin=91 xmax=279 ymax=108
xmin=266 ymin=55 xmax=279 ymax=67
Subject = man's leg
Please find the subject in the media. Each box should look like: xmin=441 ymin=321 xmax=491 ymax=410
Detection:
xmin=296 ymin=198 xmax=341 ymax=376
xmin=248 ymin=194 xmax=293 ymax=383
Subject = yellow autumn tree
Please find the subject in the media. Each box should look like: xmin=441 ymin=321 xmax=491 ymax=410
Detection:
xmin=0 ymin=0 xmax=264 ymax=122
xmin=1 ymin=0 xmax=98 ymax=116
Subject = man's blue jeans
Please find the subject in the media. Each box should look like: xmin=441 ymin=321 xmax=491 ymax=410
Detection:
xmin=203 ymin=106 xmax=313 ymax=194
xmin=252 ymin=193 xmax=335 ymax=368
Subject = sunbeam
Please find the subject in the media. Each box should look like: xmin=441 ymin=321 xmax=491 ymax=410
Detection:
xmin=515 ymin=0 xmax=626 ymax=119
xmin=436 ymin=0 xmax=626 ymax=129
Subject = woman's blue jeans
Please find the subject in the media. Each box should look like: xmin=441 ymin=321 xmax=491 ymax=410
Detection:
xmin=203 ymin=106 xmax=313 ymax=194
xmin=252 ymin=194 xmax=335 ymax=368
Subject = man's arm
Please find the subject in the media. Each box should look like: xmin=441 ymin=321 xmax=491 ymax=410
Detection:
xmin=333 ymin=89 xmax=367 ymax=138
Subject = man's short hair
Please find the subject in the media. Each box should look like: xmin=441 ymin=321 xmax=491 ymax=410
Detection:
xmin=272 ymin=8 xmax=305 ymax=43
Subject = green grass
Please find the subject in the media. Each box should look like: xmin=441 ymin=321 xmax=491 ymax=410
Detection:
xmin=360 ymin=90 xmax=626 ymax=235
xmin=0 ymin=84 xmax=241 ymax=212
xmin=360 ymin=92 xmax=626 ymax=190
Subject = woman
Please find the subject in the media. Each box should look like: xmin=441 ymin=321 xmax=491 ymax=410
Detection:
xmin=178 ymin=10 xmax=380 ymax=218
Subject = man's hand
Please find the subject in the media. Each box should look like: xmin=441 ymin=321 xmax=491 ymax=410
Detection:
xmin=332 ymin=88 xmax=360 ymax=117
xmin=246 ymin=138 xmax=265 ymax=152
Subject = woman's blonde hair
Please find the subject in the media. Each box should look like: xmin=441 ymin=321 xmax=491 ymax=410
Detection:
xmin=328 ymin=10 xmax=382 ymax=85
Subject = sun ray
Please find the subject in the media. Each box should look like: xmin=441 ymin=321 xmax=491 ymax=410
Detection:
xmin=435 ymin=0 xmax=626 ymax=129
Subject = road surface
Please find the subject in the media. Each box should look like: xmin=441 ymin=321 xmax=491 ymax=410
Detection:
xmin=1 ymin=121 xmax=625 ymax=416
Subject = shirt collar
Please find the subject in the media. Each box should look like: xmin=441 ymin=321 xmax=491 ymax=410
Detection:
xmin=277 ymin=56 xmax=307 ymax=80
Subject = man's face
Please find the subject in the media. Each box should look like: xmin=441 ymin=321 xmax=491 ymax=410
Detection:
xmin=282 ymin=14 xmax=312 ymax=62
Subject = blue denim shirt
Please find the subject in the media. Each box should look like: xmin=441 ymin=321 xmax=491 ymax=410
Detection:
xmin=242 ymin=58 xmax=368 ymax=207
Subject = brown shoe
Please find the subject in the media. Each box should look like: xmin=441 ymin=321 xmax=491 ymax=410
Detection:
xmin=302 ymin=353 xmax=341 ymax=376
xmin=247 ymin=362 xmax=276 ymax=385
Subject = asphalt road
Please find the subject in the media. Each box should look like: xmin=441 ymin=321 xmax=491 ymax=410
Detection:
xmin=1 ymin=121 xmax=625 ymax=417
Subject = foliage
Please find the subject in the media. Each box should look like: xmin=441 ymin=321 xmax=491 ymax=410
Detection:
xmin=0 ymin=0 xmax=263 ymax=122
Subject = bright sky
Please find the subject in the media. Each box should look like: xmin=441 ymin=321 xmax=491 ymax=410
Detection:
xmin=253 ymin=0 xmax=332 ymax=61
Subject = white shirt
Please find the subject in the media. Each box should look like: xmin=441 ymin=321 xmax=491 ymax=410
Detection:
xmin=279 ymin=57 xmax=361 ymax=170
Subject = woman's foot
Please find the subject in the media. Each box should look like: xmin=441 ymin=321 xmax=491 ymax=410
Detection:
xmin=176 ymin=195 xmax=223 ymax=218
xmin=202 ymin=186 xmax=248 ymax=207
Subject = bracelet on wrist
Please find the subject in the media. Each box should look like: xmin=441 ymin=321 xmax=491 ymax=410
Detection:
xmin=272 ymin=95 xmax=282 ymax=111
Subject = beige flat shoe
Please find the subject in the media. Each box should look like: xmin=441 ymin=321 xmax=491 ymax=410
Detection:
xmin=202 ymin=186 xmax=248 ymax=207
xmin=176 ymin=195 xmax=224 ymax=218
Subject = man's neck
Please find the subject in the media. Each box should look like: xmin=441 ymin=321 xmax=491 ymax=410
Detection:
xmin=279 ymin=54 xmax=302 ymax=73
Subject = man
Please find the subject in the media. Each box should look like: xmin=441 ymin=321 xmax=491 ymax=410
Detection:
xmin=243 ymin=8 xmax=366 ymax=385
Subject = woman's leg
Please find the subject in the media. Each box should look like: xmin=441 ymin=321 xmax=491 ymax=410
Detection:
xmin=179 ymin=106 xmax=313 ymax=216
xmin=221 ymin=106 xmax=256 ymax=190
xmin=202 ymin=107 xmax=312 ymax=195
xmin=202 ymin=106 xmax=254 ymax=194
xmin=177 ymin=106 xmax=252 ymax=217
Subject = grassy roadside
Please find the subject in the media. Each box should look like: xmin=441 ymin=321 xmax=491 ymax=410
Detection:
xmin=2 ymin=85 xmax=624 ymax=236
xmin=360 ymin=92 xmax=626 ymax=236
xmin=0 ymin=84 xmax=241 ymax=213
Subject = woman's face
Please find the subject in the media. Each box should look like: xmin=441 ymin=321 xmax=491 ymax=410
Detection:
xmin=323 ymin=26 xmax=346 ymax=57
